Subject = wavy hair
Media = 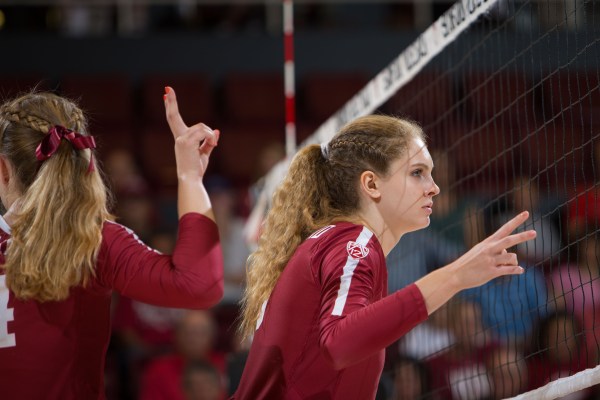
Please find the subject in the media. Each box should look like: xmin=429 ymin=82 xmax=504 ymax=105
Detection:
xmin=0 ymin=92 xmax=112 ymax=301
xmin=239 ymin=115 xmax=424 ymax=337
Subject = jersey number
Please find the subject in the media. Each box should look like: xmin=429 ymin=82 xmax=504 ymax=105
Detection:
xmin=0 ymin=275 xmax=16 ymax=348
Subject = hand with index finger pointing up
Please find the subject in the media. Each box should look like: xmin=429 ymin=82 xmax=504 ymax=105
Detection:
xmin=163 ymin=86 xmax=220 ymax=220
xmin=163 ymin=86 xmax=219 ymax=181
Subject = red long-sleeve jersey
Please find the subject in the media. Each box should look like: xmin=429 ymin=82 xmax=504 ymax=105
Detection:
xmin=0 ymin=212 xmax=223 ymax=400
xmin=233 ymin=222 xmax=428 ymax=400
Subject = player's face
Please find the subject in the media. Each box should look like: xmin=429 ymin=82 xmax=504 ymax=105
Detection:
xmin=377 ymin=137 xmax=439 ymax=235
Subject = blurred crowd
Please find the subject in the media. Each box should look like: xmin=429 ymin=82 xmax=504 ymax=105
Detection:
xmin=0 ymin=2 xmax=592 ymax=37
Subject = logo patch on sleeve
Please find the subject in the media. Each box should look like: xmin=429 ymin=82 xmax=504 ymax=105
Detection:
xmin=346 ymin=241 xmax=370 ymax=259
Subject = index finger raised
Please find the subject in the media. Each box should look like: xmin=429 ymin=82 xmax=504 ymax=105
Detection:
xmin=164 ymin=86 xmax=188 ymax=138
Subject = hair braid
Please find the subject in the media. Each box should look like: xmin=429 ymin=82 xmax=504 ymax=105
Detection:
xmin=9 ymin=111 xmax=51 ymax=133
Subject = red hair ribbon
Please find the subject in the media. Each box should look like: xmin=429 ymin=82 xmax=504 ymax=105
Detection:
xmin=35 ymin=125 xmax=96 ymax=172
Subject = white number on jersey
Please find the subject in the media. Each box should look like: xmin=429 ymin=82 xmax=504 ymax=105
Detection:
xmin=0 ymin=275 xmax=16 ymax=348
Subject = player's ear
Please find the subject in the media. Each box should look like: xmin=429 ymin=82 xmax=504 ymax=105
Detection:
xmin=359 ymin=170 xmax=381 ymax=200
xmin=0 ymin=156 xmax=13 ymax=186
xmin=0 ymin=156 xmax=15 ymax=209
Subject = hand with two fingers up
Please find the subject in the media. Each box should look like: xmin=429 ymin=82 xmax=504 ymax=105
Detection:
xmin=448 ymin=211 xmax=537 ymax=290
xmin=415 ymin=211 xmax=537 ymax=314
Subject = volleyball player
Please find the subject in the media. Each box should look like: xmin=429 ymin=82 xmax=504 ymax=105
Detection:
xmin=234 ymin=115 xmax=536 ymax=399
xmin=0 ymin=87 xmax=223 ymax=399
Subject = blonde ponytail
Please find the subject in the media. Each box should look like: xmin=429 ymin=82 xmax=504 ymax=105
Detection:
xmin=0 ymin=92 xmax=112 ymax=301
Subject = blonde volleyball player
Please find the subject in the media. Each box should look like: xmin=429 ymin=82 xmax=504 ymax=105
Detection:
xmin=0 ymin=88 xmax=223 ymax=399
xmin=234 ymin=115 xmax=536 ymax=399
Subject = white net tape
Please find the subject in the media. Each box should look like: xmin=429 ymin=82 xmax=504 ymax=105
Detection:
xmin=507 ymin=365 xmax=600 ymax=400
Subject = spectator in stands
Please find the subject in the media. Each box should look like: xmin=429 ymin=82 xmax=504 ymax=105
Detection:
xmin=467 ymin=175 xmax=553 ymax=346
xmin=386 ymin=356 xmax=430 ymax=400
xmin=397 ymin=298 xmax=454 ymax=360
xmin=496 ymin=174 xmax=562 ymax=266
xmin=567 ymin=140 xmax=600 ymax=242
xmin=483 ymin=345 xmax=528 ymax=400
xmin=547 ymin=233 xmax=600 ymax=364
xmin=526 ymin=311 xmax=591 ymax=397
xmin=139 ymin=310 xmax=226 ymax=400
xmin=104 ymin=148 xmax=150 ymax=199
xmin=182 ymin=360 xmax=223 ymax=400
xmin=426 ymin=299 xmax=496 ymax=400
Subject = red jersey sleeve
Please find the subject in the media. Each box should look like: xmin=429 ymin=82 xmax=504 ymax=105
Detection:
xmin=316 ymin=226 xmax=428 ymax=370
xmin=96 ymin=212 xmax=223 ymax=308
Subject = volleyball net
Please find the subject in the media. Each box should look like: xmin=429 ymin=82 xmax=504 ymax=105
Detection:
xmin=247 ymin=0 xmax=600 ymax=398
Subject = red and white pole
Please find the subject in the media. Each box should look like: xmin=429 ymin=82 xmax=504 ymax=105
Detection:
xmin=283 ymin=0 xmax=296 ymax=158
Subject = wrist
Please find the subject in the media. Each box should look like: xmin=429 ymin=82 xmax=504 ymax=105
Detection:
xmin=177 ymin=174 xmax=203 ymax=184
xmin=444 ymin=262 xmax=465 ymax=294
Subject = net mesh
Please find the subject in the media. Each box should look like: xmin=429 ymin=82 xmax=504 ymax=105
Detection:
xmin=381 ymin=1 xmax=600 ymax=399
xmin=250 ymin=0 xmax=600 ymax=398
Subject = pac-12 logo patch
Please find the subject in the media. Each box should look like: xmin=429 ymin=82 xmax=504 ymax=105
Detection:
xmin=346 ymin=241 xmax=369 ymax=259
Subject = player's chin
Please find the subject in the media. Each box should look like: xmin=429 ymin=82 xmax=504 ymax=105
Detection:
xmin=405 ymin=217 xmax=431 ymax=233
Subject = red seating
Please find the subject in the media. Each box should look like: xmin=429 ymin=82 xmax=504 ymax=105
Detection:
xmin=60 ymin=74 xmax=133 ymax=126
xmin=519 ymin=116 xmax=590 ymax=188
xmin=138 ymin=126 xmax=177 ymax=192
xmin=540 ymin=70 xmax=600 ymax=126
xmin=215 ymin=123 xmax=285 ymax=186
xmin=300 ymin=72 xmax=369 ymax=124
xmin=222 ymin=73 xmax=285 ymax=124
xmin=60 ymin=74 xmax=135 ymax=158
xmin=384 ymin=70 xmax=455 ymax=127
xmin=461 ymin=71 xmax=539 ymax=128
xmin=140 ymin=74 xmax=215 ymax=128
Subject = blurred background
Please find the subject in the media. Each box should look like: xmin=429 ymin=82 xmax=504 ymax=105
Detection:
xmin=1 ymin=1 xmax=598 ymax=399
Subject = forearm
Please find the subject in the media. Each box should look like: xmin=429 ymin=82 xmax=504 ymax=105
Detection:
xmin=320 ymin=284 xmax=428 ymax=370
xmin=177 ymin=176 xmax=215 ymax=221
xmin=414 ymin=264 xmax=463 ymax=315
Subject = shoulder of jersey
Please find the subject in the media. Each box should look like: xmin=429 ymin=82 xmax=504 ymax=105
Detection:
xmin=307 ymin=223 xmax=372 ymax=260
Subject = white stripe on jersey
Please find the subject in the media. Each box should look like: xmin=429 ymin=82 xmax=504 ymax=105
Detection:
xmin=105 ymin=220 xmax=160 ymax=254
xmin=0 ymin=215 xmax=11 ymax=234
xmin=256 ymin=300 xmax=268 ymax=330
xmin=331 ymin=227 xmax=373 ymax=316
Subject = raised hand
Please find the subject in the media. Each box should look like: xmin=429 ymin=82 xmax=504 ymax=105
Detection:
xmin=449 ymin=211 xmax=537 ymax=290
xmin=415 ymin=211 xmax=537 ymax=315
xmin=164 ymin=86 xmax=219 ymax=181
xmin=163 ymin=86 xmax=219 ymax=219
